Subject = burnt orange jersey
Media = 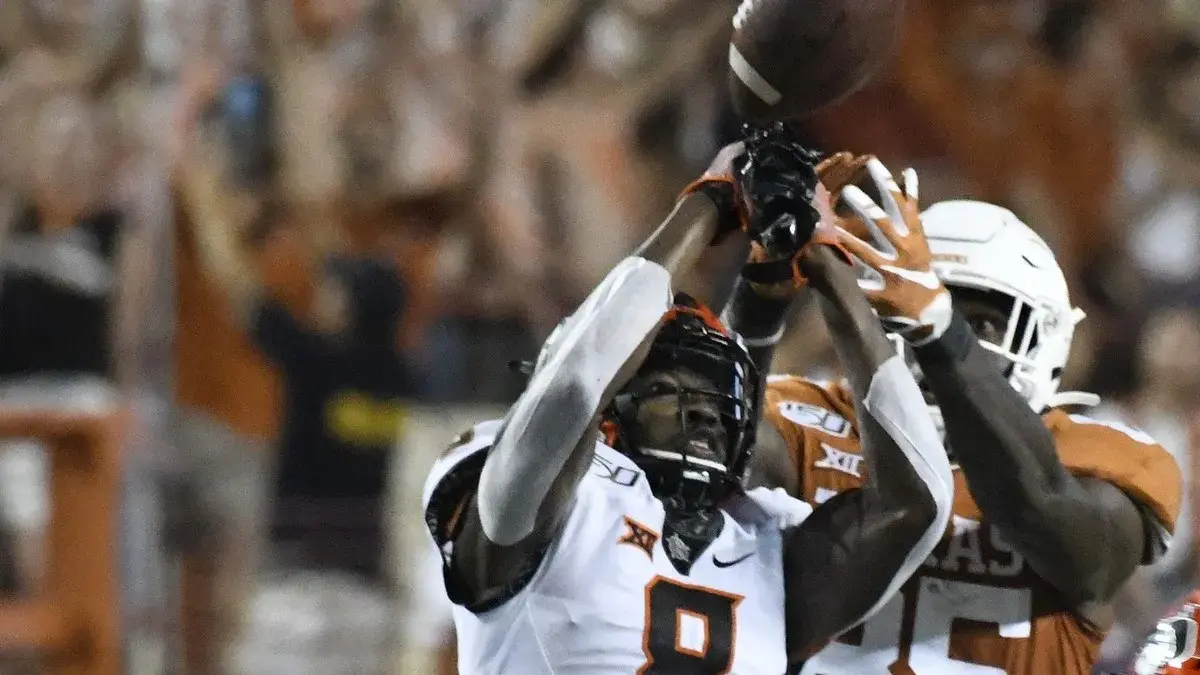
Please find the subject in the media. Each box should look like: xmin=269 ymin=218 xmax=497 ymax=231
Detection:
xmin=763 ymin=376 xmax=1183 ymax=675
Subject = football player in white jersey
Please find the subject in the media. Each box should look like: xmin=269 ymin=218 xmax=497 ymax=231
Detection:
xmin=422 ymin=125 xmax=954 ymax=674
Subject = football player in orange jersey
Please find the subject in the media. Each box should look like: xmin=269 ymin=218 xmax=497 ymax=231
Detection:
xmin=725 ymin=156 xmax=1183 ymax=674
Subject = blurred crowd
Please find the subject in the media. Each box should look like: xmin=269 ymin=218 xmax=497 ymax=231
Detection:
xmin=0 ymin=0 xmax=1199 ymax=673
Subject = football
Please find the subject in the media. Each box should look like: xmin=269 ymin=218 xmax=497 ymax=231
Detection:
xmin=729 ymin=0 xmax=905 ymax=123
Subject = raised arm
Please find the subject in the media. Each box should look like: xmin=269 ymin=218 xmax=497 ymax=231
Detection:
xmin=834 ymin=161 xmax=1173 ymax=610
xmin=693 ymin=138 xmax=950 ymax=659
xmin=781 ymin=242 xmax=953 ymax=661
xmin=445 ymin=144 xmax=746 ymax=609
xmin=720 ymin=151 xmax=869 ymax=374
xmin=174 ymin=115 xmax=266 ymax=324
xmin=727 ymin=152 xmax=870 ymax=495
xmin=111 ymin=149 xmax=174 ymax=396
xmin=916 ymin=316 xmax=1153 ymax=606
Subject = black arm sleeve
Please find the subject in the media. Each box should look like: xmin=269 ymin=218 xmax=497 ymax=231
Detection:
xmin=914 ymin=313 xmax=1149 ymax=604
xmin=721 ymin=276 xmax=798 ymax=374
xmin=783 ymin=248 xmax=944 ymax=660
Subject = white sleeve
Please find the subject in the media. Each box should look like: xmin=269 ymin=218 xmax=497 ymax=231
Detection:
xmin=855 ymin=354 xmax=955 ymax=622
xmin=476 ymin=256 xmax=672 ymax=545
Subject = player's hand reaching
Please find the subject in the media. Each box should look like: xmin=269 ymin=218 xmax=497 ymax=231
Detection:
xmin=682 ymin=123 xmax=836 ymax=252
xmin=738 ymin=122 xmax=824 ymax=256
xmin=680 ymin=140 xmax=752 ymax=244
xmin=833 ymin=159 xmax=953 ymax=345
xmin=816 ymin=151 xmax=871 ymax=198
xmin=697 ymin=124 xmax=869 ymax=291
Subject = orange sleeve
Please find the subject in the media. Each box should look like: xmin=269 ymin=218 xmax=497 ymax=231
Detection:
xmin=1044 ymin=410 xmax=1183 ymax=533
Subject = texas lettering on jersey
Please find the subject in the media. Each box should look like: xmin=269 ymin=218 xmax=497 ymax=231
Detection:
xmin=763 ymin=377 xmax=1182 ymax=675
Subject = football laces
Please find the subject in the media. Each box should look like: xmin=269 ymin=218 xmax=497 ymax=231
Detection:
xmin=732 ymin=0 xmax=759 ymax=30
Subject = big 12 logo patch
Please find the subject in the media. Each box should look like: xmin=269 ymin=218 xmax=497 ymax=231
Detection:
xmin=777 ymin=401 xmax=851 ymax=438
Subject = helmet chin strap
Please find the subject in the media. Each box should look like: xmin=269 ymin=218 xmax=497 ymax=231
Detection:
xmin=1038 ymin=309 xmax=1097 ymax=409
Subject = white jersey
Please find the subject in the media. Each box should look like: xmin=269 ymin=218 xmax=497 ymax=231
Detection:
xmin=423 ymin=420 xmax=814 ymax=675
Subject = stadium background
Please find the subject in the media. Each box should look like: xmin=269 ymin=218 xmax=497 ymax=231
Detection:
xmin=0 ymin=0 xmax=1197 ymax=672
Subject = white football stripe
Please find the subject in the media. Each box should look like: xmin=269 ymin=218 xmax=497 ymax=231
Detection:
xmin=729 ymin=44 xmax=782 ymax=105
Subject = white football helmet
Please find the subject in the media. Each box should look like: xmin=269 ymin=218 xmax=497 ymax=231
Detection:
xmin=918 ymin=200 xmax=1098 ymax=414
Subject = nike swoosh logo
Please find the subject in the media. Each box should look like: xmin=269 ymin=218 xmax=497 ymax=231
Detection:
xmin=880 ymin=264 xmax=942 ymax=289
xmin=712 ymin=552 xmax=754 ymax=568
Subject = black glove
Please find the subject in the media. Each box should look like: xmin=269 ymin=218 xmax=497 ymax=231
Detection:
xmin=732 ymin=123 xmax=830 ymax=287
xmin=735 ymin=122 xmax=822 ymax=259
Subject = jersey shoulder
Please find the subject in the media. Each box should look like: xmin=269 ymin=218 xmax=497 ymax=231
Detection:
xmin=1042 ymin=408 xmax=1182 ymax=531
xmin=423 ymin=422 xmax=647 ymax=613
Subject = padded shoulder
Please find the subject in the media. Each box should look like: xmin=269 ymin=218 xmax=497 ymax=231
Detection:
xmin=1043 ymin=410 xmax=1183 ymax=533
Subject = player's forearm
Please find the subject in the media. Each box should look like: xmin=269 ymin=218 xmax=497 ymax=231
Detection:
xmin=478 ymin=197 xmax=719 ymax=546
xmin=915 ymin=313 xmax=1063 ymax=500
xmin=633 ymin=192 xmax=723 ymax=277
xmin=800 ymin=246 xmax=952 ymax=530
xmin=784 ymin=354 xmax=953 ymax=657
xmin=720 ymin=276 xmax=798 ymax=372
xmin=914 ymin=313 xmax=1140 ymax=600
xmin=799 ymin=246 xmax=894 ymax=395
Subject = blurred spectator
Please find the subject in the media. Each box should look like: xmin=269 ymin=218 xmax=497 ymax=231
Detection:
xmin=256 ymin=245 xmax=414 ymax=578
xmin=469 ymin=0 xmax=733 ymax=326
xmin=0 ymin=0 xmax=167 ymax=388
xmin=170 ymin=2 xmax=470 ymax=671
xmin=0 ymin=0 xmax=172 ymax=608
xmin=1114 ymin=33 xmax=1200 ymax=307
xmin=178 ymin=137 xmax=416 ymax=675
